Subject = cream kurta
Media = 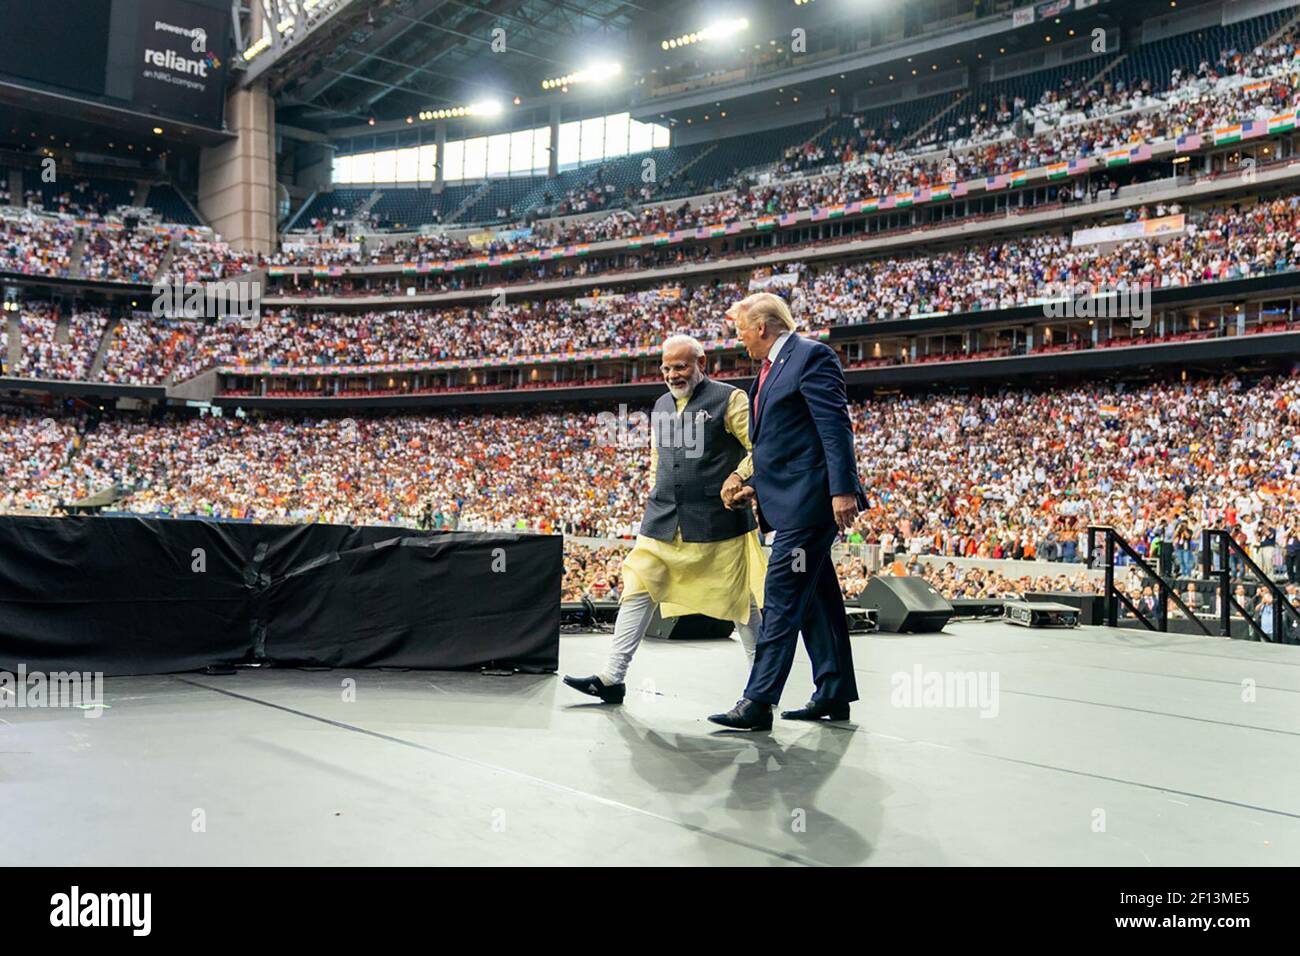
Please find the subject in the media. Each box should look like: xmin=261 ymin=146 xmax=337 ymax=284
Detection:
xmin=620 ymin=387 xmax=767 ymax=623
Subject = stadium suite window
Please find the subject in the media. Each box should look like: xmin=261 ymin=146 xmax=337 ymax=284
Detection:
xmin=372 ymin=150 xmax=398 ymax=184
xmin=417 ymin=145 xmax=437 ymax=182
xmin=462 ymin=138 xmax=488 ymax=179
xmin=442 ymin=141 xmax=464 ymax=182
xmin=395 ymin=147 xmax=419 ymax=183
xmin=510 ymin=129 xmax=534 ymax=175
xmin=330 ymin=112 xmax=668 ymax=184
xmin=487 ymin=133 xmax=511 ymax=177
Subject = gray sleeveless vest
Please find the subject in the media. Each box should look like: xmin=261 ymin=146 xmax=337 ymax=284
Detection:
xmin=639 ymin=376 xmax=757 ymax=543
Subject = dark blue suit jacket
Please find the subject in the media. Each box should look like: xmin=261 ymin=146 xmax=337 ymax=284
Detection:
xmin=746 ymin=335 xmax=865 ymax=534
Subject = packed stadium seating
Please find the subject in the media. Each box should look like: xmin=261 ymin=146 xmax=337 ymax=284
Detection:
xmin=2 ymin=5 xmax=1299 ymax=583
xmin=0 ymin=7 xmax=1292 ymax=287
xmin=4 ymin=189 xmax=1298 ymax=385
xmin=5 ymin=371 xmax=1300 ymax=602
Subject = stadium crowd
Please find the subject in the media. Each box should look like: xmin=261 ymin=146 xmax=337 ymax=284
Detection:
xmin=17 ymin=193 xmax=1293 ymax=384
xmin=2 ymin=372 xmax=1298 ymax=581
xmin=0 ymin=16 xmax=1295 ymax=291
xmin=261 ymin=21 xmax=1300 ymax=265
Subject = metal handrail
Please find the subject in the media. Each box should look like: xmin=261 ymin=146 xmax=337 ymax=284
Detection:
xmin=1087 ymin=526 xmax=1212 ymax=636
xmin=1201 ymin=529 xmax=1299 ymax=642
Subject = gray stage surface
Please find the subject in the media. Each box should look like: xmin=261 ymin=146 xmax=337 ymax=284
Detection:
xmin=4 ymin=621 xmax=1299 ymax=866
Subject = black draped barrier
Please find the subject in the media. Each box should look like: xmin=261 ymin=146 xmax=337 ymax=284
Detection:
xmin=0 ymin=516 xmax=560 ymax=676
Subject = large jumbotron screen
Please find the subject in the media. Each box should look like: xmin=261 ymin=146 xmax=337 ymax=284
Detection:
xmin=0 ymin=0 xmax=230 ymax=128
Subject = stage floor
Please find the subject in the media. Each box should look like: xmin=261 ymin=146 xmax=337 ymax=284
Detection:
xmin=5 ymin=621 xmax=1299 ymax=866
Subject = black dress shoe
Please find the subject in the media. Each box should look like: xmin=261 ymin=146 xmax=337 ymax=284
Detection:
xmin=781 ymin=700 xmax=851 ymax=721
xmin=707 ymin=698 xmax=773 ymax=731
xmin=562 ymin=674 xmax=625 ymax=704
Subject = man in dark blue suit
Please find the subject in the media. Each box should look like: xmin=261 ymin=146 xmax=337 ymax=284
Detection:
xmin=709 ymin=292 xmax=864 ymax=731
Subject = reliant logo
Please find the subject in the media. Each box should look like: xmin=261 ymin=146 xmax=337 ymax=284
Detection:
xmin=143 ymin=47 xmax=212 ymax=78
xmin=49 ymin=886 xmax=151 ymax=936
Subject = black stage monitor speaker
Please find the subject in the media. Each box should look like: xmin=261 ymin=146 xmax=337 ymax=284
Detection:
xmin=645 ymin=608 xmax=736 ymax=640
xmin=860 ymin=576 xmax=954 ymax=633
xmin=1026 ymin=591 xmax=1103 ymax=625
xmin=950 ymin=598 xmax=1006 ymax=620
xmin=845 ymin=607 xmax=879 ymax=633
xmin=559 ymin=599 xmax=620 ymax=629
xmin=1004 ymin=600 xmax=1081 ymax=628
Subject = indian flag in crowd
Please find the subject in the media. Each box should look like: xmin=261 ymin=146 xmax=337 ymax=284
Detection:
xmin=653 ymin=233 xmax=670 ymax=245
xmin=1046 ymin=162 xmax=1069 ymax=180
xmin=1104 ymin=147 xmax=1133 ymax=166
xmin=1243 ymin=80 xmax=1270 ymax=95
xmin=1009 ymin=169 xmax=1028 ymax=187
xmin=929 ymin=185 xmax=951 ymax=201
xmin=627 ymin=236 xmax=645 ymax=248
xmin=1098 ymin=404 xmax=1120 ymax=419
xmin=827 ymin=204 xmax=847 ymax=218
xmin=1269 ymin=111 xmax=1297 ymax=133
xmin=861 ymin=197 xmax=880 ymax=212
xmin=756 ymin=216 xmax=776 ymax=230
xmin=894 ymin=191 xmax=914 ymax=207
xmin=1214 ymin=124 xmax=1243 ymax=145
xmin=575 ymin=244 xmax=591 ymax=256
xmin=708 ymin=223 xmax=728 ymax=237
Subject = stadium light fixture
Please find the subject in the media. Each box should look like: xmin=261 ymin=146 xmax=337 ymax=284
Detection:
xmin=660 ymin=18 xmax=749 ymax=51
xmin=418 ymin=100 xmax=504 ymax=121
xmin=242 ymin=34 xmax=272 ymax=61
xmin=542 ymin=62 xmax=622 ymax=90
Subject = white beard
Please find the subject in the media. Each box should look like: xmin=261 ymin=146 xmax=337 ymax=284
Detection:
xmin=667 ymin=370 xmax=703 ymax=400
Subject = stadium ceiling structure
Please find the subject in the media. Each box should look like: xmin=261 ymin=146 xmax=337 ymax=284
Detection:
xmin=259 ymin=0 xmax=655 ymax=134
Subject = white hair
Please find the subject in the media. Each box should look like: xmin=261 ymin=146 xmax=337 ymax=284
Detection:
xmin=661 ymin=334 xmax=705 ymax=358
xmin=726 ymin=292 xmax=798 ymax=333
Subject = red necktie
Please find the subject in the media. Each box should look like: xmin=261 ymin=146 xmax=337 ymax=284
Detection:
xmin=753 ymin=357 xmax=773 ymax=421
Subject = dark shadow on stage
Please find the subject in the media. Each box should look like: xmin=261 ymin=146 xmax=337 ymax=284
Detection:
xmin=588 ymin=708 xmax=883 ymax=865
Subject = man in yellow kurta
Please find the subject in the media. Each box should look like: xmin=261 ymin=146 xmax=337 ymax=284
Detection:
xmin=564 ymin=334 xmax=767 ymax=704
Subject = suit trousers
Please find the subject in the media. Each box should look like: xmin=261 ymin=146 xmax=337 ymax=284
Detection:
xmin=743 ymin=520 xmax=859 ymax=706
